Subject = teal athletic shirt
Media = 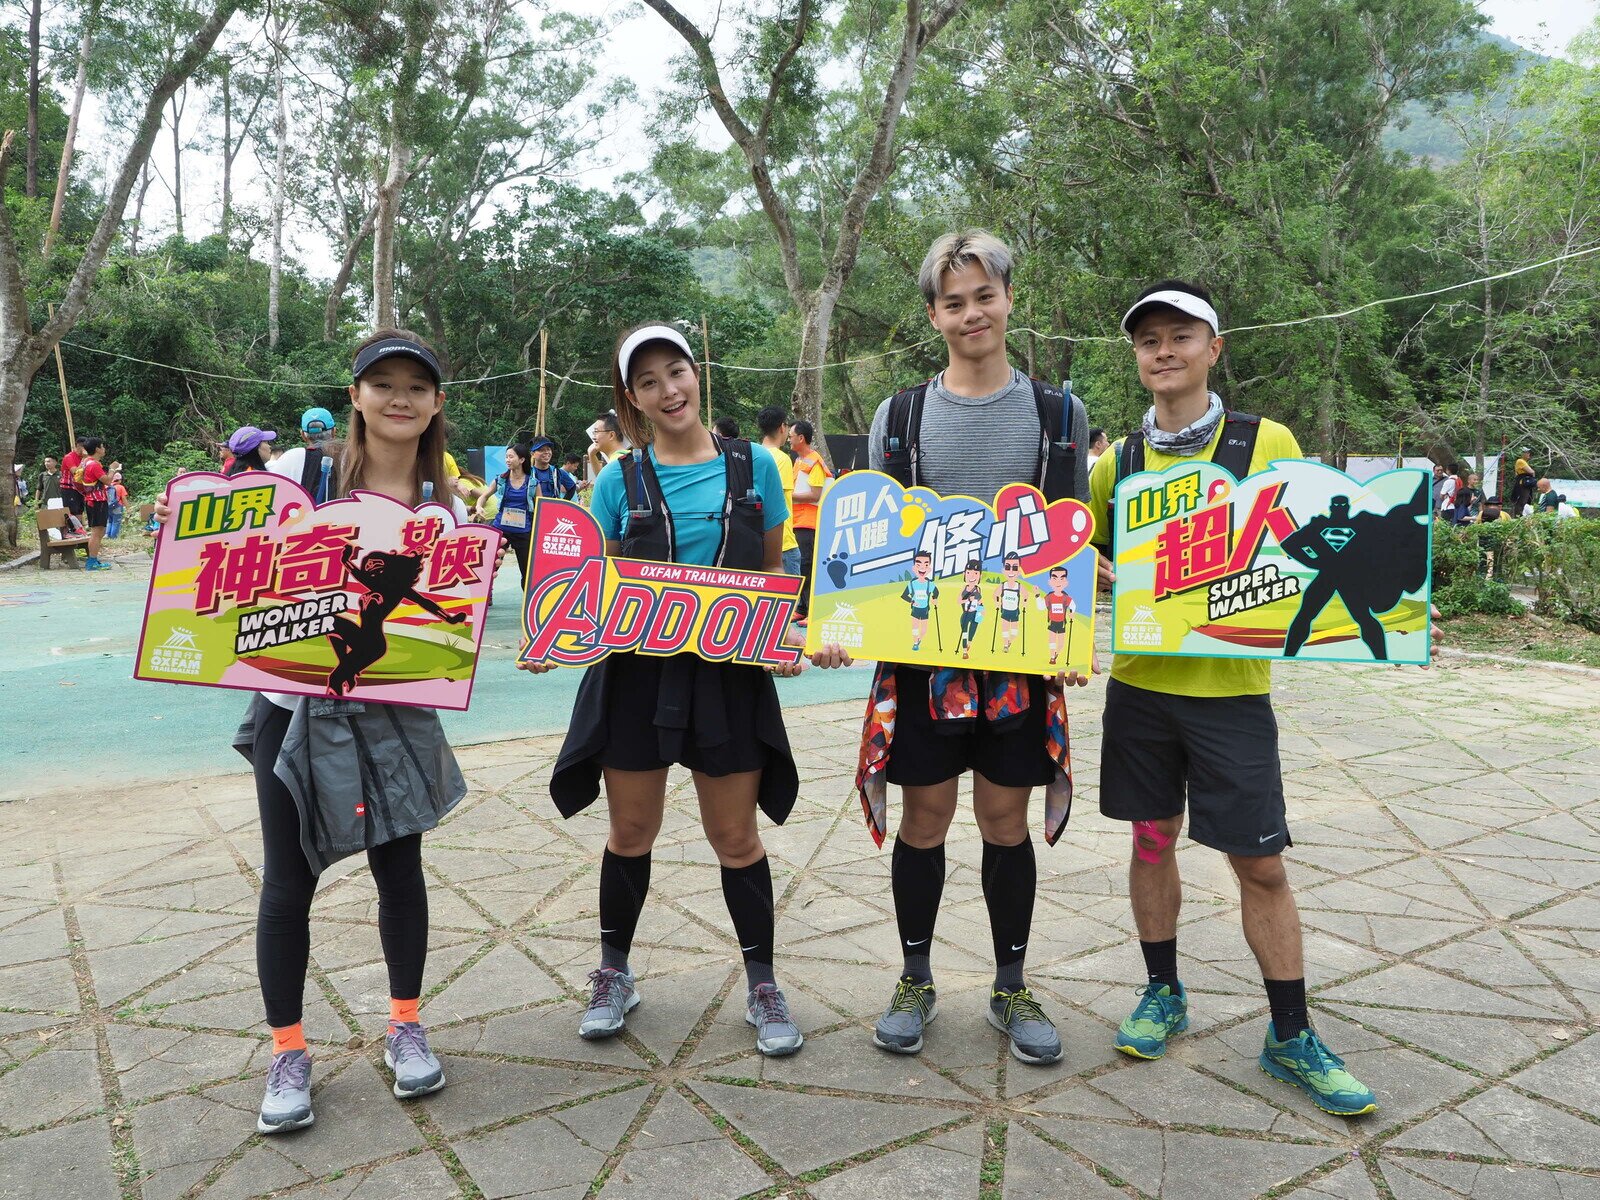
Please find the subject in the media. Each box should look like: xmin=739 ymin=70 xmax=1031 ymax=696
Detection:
xmin=902 ymin=579 xmax=938 ymax=612
xmin=591 ymin=445 xmax=788 ymax=567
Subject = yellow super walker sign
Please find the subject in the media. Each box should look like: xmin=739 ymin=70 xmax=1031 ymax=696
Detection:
xmin=1111 ymin=459 xmax=1433 ymax=664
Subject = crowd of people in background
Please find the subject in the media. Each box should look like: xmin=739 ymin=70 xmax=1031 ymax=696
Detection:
xmin=1431 ymin=457 xmax=1580 ymax=524
xmin=11 ymin=434 xmax=125 ymax=568
xmin=16 ymin=379 xmax=1592 ymax=582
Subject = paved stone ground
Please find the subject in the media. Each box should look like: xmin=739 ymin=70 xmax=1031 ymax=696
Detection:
xmin=3 ymin=655 xmax=1599 ymax=1199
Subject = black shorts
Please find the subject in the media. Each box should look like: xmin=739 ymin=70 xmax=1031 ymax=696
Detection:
xmin=596 ymin=652 xmax=771 ymax=777
xmin=63 ymin=489 xmax=84 ymax=516
xmin=85 ymin=499 xmax=109 ymax=529
xmin=1099 ymin=677 xmax=1289 ymax=856
xmin=886 ymin=665 xmax=1055 ymax=789
xmin=1047 ymin=620 xmax=1067 ymax=634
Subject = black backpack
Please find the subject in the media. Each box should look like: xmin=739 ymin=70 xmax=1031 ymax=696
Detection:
xmin=1106 ymin=413 xmax=1262 ymax=552
xmin=620 ymin=435 xmax=765 ymax=569
xmin=298 ymin=448 xmax=434 ymax=505
xmin=299 ymin=447 xmax=335 ymax=504
xmin=879 ymin=377 xmax=1090 ymax=502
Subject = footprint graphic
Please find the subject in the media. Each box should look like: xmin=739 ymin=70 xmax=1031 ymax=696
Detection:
xmin=900 ymin=495 xmax=933 ymax=537
xmin=825 ymin=552 xmax=850 ymax=588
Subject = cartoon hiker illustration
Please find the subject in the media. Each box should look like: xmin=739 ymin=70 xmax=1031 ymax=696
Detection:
xmin=1043 ymin=565 xmax=1077 ymax=666
xmin=957 ymin=559 xmax=984 ymax=660
xmin=1279 ymin=478 xmax=1430 ymax=662
xmin=991 ymin=551 xmax=1036 ymax=653
xmin=901 ymin=550 xmax=941 ymax=651
xmin=327 ymin=545 xmax=467 ymax=696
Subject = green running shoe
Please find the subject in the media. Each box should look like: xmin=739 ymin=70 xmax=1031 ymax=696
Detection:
xmin=1114 ymin=983 xmax=1188 ymax=1060
xmin=1258 ymin=1025 xmax=1377 ymax=1117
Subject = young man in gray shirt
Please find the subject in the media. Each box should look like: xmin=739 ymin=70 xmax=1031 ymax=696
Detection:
xmin=861 ymin=230 xmax=1090 ymax=1067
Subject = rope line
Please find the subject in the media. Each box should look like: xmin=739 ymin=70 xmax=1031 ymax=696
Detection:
xmin=53 ymin=244 xmax=1600 ymax=391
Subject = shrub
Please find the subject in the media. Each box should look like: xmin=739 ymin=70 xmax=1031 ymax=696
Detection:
xmin=1431 ymin=520 xmax=1523 ymax=618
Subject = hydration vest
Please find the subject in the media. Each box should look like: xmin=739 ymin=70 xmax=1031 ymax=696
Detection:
xmin=297 ymin=449 xmax=431 ymax=505
xmin=619 ymin=435 xmax=765 ymax=569
xmin=879 ymin=377 xmax=1089 ymax=502
xmin=1107 ymin=412 xmax=1262 ymax=554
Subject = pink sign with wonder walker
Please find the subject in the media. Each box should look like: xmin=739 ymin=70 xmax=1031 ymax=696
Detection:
xmin=134 ymin=471 xmax=501 ymax=711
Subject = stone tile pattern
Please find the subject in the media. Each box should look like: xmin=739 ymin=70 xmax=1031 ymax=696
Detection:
xmin=3 ymin=656 xmax=1599 ymax=1199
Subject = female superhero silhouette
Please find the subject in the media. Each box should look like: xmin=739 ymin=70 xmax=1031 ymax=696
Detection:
xmin=327 ymin=544 xmax=466 ymax=696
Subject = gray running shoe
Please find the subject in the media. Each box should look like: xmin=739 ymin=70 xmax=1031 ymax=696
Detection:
xmin=746 ymin=983 xmax=804 ymax=1057
xmin=987 ymin=987 xmax=1063 ymax=1065
xmin=385 ymin=1022 xmax=445 ymax=1098
xmin=873 ymin=975 xmax=938 ymax=1054
xmin=257 ymin=1049 xmax=314 ymax=1134
xmin=579 ymin=967 xmax=639 ymax=1040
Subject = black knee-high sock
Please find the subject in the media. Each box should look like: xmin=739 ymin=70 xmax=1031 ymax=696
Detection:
xmin=598 ymin=849 xmax=651 ymax=973
xmin=1140 ymin=937 xmax=1180 ymax=990
xmin=891 ymin=837 xmax=945 ymax=983
xmin=721 ymin=857 xmax=776 ymax=990
xmin=982 ymin=836 xmax=1036 ymax=992
xmin=1265 ymin=977 xmax=1310 ymax=1040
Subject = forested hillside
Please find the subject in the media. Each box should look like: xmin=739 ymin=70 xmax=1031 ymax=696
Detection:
xmin=3 ymin=1 xmax=1599 ymax=552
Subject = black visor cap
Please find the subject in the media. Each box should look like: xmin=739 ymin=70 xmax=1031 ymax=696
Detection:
xmin=352 ymin=338 xmax=443 ymax=387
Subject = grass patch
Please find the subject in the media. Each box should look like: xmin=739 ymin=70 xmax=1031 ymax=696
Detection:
xmin=1439 ymin=610 xmax=1600 ymax=668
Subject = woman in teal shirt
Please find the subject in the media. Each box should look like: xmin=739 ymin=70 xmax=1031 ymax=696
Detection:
xmin=523 ymin=322 xmax=808 ymax=1061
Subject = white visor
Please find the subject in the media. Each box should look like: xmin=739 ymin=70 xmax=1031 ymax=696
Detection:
xmin=1120 ymin=290 xmax=1220 ymax=339
xmin=618 ymin=325 xmax=696 ymax=386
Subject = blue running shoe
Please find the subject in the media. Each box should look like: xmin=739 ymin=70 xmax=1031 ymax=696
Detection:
xmin=1115 ymin=983 xmax=1189 ymax=1060
xmin=1259 ymin=1025 xmax=1377 ymax=1117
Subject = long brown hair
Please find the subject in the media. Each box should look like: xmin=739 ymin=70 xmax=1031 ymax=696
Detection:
xmin=610 ymin=321 xmax=699 ymax=448
xmin=339 ymin=327 xmax=451 ymax=506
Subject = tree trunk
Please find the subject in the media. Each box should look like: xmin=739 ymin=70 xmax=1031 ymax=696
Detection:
xmin=372 ymin=134 xmax=411 ymax=329
xmin=419 ymin=289 xmax=451 ymax=378
xmin=325 ymin=205 xmax=377 ymax=339
xmin=129 ymin=163 xmax=151 ymax=254
xmin=1476 ymin=198 xmax=1493 ymax=481
xmin=268 ymin=25 xmax=287 ymax=349
xmin=643 ymin=0 xmax=962 ymax=461
xmin=0 ymin=0 xmax=243 ymax=556
xmin=26 ymin=0 xmax=42 ymax=197
xmin=221 ymin=59 xmax=232 ymax=243
xmin=794 ymin=291 xmax=839 ymax=463
xmin=44 ymin=1 xmax=97 ymax=259
xmin=170 ymin=90 xmax=184 ymax=240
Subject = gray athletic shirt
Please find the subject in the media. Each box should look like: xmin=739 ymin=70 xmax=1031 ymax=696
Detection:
xmin=867 ymin=368 xmax=1043 ymax=500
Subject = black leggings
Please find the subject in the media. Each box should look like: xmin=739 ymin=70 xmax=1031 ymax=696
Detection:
xmin=504 ymin=532 xmax=531 ymax=590
xmin=252 ymin=703 xmax=429 ymax=1028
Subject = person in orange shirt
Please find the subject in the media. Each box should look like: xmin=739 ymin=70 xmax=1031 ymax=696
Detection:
xmin=787 ymin=419 xmax=832 ymax=623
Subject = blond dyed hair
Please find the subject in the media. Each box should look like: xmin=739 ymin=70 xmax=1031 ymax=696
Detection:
xmin=918 ymin=230 xmax=1014 ymax=305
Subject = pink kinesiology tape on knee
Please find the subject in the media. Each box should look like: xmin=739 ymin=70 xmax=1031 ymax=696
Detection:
xmin=1132 ymin=820 xmax=1172 ymax=864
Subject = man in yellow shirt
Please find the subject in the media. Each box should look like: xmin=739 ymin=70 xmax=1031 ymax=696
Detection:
xmin=757 ymin=406 xmax=802 ymax=576
xmin=1088 ymin=280 xmax=1376 ymax=1118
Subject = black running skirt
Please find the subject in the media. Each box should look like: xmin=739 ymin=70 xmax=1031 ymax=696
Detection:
xmin=550 ymin=651 xmax=798 ymax=826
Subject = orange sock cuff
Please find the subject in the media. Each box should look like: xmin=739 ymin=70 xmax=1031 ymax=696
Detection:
xmin=271 ymin=1023 xmax=307 ymax=1055
xmin=389 ymin=997 xmax=420 ymax=1027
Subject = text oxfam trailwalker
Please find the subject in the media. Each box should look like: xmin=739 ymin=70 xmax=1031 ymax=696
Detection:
xmin=1110 ymin=460 xmax=1432 ymax=664
xmin=135 ymin=472 xmax=502 ymax=709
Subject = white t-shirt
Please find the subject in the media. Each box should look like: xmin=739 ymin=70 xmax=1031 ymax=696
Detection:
xmin=261 ymin=449 xmax=469 ymax=709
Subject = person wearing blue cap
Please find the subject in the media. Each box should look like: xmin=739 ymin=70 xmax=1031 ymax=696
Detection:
xmin=528 ymin=437 xmax=578 ymax=501
xmin=300 ymin=407 xmax=337 ymax=445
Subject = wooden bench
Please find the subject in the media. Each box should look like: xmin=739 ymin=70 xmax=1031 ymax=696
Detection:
xmin=37 ymin=508 xmax=90 ymax=569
